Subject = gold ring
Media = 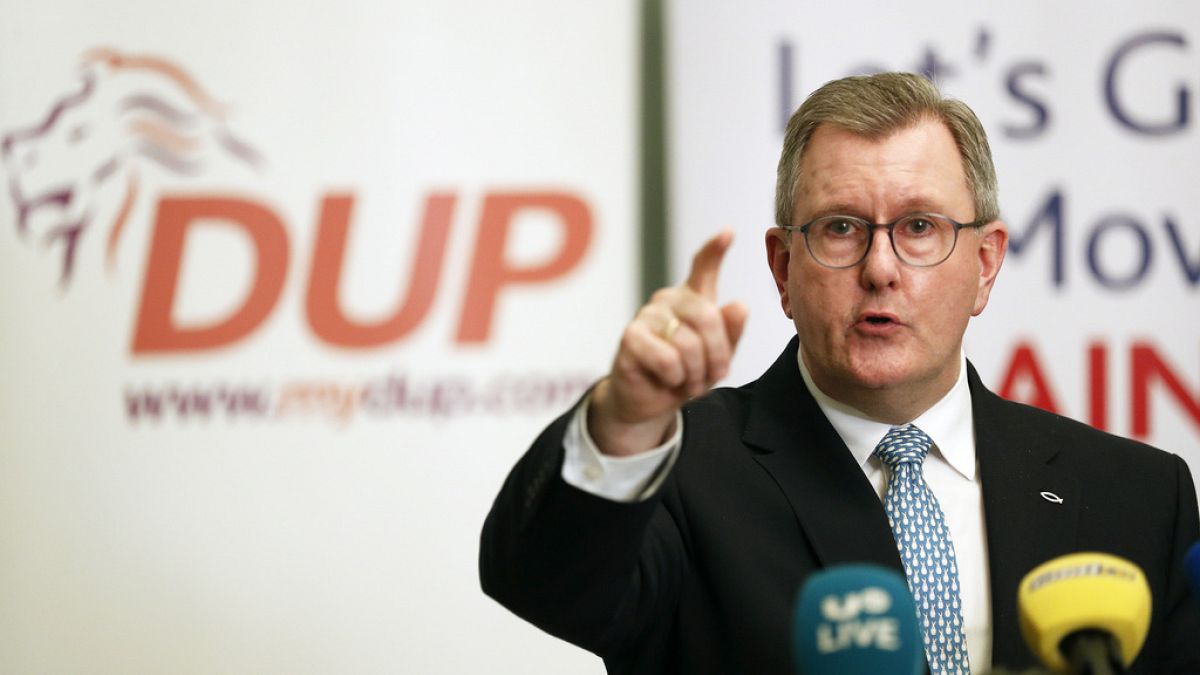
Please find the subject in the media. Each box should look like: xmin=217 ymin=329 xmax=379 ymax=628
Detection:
xmin=663 ymin=316 xmax=681 ymax=342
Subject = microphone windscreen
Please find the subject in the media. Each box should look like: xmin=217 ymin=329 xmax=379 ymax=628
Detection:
xmin=1017 ymin=552 xmax=1151 ymax=672
xmin=1186 ymin=542 xmax=1200 ymax=600
xmin=791 ymin=564 xmax=924 ymax=675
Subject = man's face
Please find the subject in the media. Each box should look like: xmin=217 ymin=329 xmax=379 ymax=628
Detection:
xmin=766 ymin=118 xmax=1007 ymax=418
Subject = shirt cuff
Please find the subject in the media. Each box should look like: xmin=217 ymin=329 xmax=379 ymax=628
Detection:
xmin=560 ymin=393 xmax=683 ymax=503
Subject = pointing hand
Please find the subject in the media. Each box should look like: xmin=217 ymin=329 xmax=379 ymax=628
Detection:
xmin=588 ymin=230 xmax=749 ymax=457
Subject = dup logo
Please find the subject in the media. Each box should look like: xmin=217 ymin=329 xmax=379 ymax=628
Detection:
xmin=2 ymin=47 xmax=594 ymax=355
xmin=1 ymin=47 xmax=262 ymax=286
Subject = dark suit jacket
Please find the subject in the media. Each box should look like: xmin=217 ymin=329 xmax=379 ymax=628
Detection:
xmin=480 ymin=338 xmax=1200 ymax=674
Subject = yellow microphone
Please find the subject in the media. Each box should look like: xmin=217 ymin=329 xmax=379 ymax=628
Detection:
xmin=1017 ymin=552 xmax=1151 ymax=675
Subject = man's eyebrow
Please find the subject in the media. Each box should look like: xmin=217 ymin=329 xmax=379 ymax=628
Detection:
xmin=805 ymin=198 xmax=947 ymax=221
xmin=892 ymin=196 xmax=946 ymax=213
xmin=804 ymin=203 xmax=867 ymax=219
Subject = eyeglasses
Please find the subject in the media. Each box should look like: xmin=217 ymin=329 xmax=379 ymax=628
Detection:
xmin=780 ymin=213 xmax=986 ymax=268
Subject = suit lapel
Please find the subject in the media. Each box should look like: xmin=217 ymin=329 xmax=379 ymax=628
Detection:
xmin=743 ymin=338 xmax=905 ymax=574
xmin=970 ymin=364 xmax=1080 ymax=667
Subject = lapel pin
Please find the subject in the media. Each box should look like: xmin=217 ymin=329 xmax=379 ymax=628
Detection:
xmin=1040 ymin=491 xmax=1064 ymax=504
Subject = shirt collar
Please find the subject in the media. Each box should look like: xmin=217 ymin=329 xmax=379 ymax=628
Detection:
xmin=796 ymin=349 xmax=976 ymax=480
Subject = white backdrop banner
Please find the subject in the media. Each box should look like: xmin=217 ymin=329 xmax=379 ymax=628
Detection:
xmin=668 ymin=2 xmax=1200 ymax=487
xmin=0 ymin=2 xmax=630 ymax=673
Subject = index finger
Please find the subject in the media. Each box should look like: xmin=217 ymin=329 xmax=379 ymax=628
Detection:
xmin=684 ymin=229 xmax=734 ymax=299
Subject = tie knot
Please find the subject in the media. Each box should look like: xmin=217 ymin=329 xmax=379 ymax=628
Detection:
xmin=874 ymin=424 xmax=933 ymax=468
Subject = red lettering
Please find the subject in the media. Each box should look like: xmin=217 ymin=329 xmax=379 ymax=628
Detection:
xmin=1088 ymin=342 xmax=1108 ymax=430
xmin=1130 ymin=343 xmax=1200 ymax=439
xmin=132 ymin=196 xmax=288 ymax=353
xmin=305 ymin=193 xmax=455 ymax=347
xmin=456 ymin=192 xmax=592 ymax=343
xmin=997 ymin=341 xmax=1060 ymax=413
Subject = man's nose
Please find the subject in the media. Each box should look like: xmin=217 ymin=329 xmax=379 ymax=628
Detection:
xmin=859 ymin=227 xmax=901 ymax=289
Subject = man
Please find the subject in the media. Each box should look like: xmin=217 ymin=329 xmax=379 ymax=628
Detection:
xmin=479 ymin=73 xmax=1200 ymax=674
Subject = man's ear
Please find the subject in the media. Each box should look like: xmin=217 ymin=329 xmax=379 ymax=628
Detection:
xmin=972 ymin=220 xmax=1008 ymax=316
xmin=765 ymin=227 xmax=793 ymax=319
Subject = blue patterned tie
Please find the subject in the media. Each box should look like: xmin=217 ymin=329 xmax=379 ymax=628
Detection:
xmin=875 ymin=424 xmax=971 ymax=675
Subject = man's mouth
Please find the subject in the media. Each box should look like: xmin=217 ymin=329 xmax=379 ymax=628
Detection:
xmin=857 ymin=312 xmax=901 ymax=330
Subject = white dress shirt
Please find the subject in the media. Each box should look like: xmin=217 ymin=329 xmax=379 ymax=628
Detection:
xmin=561 ymin=352 xmax=993 ymax=670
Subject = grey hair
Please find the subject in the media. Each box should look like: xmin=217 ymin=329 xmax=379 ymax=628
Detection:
xmin=775 ymin=72 xmax=998 ymax=226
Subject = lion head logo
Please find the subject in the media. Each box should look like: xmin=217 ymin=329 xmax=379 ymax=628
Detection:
xmin=1 ymin=47 xmax=262 ymax=286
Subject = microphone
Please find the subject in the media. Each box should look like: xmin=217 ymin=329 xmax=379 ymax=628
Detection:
xmin=1186 ymin=541 xmax=1200 ymax=601
xmin=791 ymin=563 xmax=924 ymax=674
xmin=1018 ymin=552 xmax=1151 ymax=675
